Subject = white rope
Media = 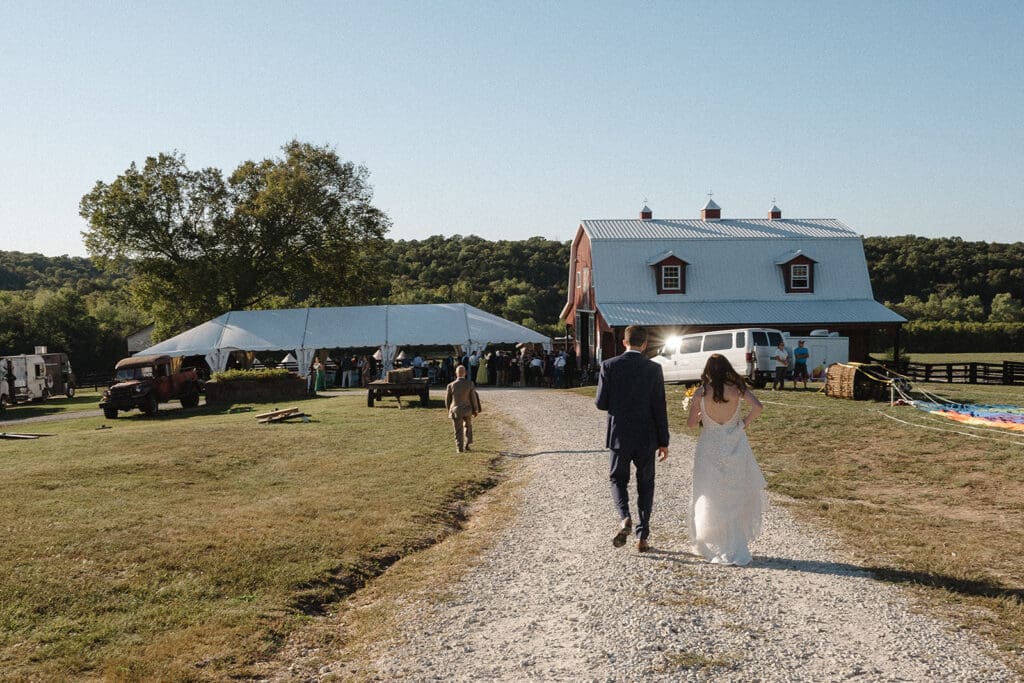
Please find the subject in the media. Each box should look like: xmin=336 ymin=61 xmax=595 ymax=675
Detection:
xmin=876 ymin=411 xmax=1024 ymax=446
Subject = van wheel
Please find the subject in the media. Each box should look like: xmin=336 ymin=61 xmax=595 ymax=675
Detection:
xmin=66 ymin=386 xmax=76 ymax=398
xmin=180 ymin=392 xmax=200 ymax=409
xmin=103 ymin=407 xmax=118 ymax=419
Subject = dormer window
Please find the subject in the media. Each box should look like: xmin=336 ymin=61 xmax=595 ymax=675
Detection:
xmin=661 ymin=265 xmax=682 ymax=291
xmin=647 ymin=251 xmax=688 ymax=295
xmin=790 ymin=264 xmax=810 ymax=290
xmin=776 ymin=251 xmax=816 ymax=294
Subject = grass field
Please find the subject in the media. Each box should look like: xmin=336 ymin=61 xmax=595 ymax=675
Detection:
xmin=0 ymin=392 xmax=499 ymax=681
xmin=0 ymin=386 xmax=105 ymax=421
xmin=664 ymin=379 xmax=1024 ymax=671
xmin=4 ymin=378 xmax=1024 ymax=677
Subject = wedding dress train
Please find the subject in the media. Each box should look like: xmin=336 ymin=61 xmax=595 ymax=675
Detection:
xmin=689 ymin=395 xmax=767 ymax=566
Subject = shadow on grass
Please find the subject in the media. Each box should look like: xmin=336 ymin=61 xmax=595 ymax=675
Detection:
xmin=289 ymin=472 xmax=501 ymax=617
xmin=0 ymin=394 xmax=103 ymax=419
xmin=753 ymin=556 xmax=1024 ymax=605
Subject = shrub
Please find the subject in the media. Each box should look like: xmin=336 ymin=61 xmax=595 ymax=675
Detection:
xmin=208 ymin=368 xmax=294 ymax=383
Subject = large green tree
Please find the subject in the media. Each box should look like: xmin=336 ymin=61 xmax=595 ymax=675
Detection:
xmin=80 ymin=141 xmax=390 ymax=340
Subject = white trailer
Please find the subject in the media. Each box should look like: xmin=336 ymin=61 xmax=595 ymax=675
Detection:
xmin=1 ymin=354 xmax=51 ymax=404
xmin=783 ymin=330 xmax=849 ymax=381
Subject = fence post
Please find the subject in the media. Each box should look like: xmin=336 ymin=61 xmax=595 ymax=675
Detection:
xmin=969 ymin=363 xmax=977 ymax=384
xmin=1004 ymin=361 xmax=1014 ymax=386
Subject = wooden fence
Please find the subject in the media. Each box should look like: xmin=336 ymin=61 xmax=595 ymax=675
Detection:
xmin=869 ymin=359 xmax=1024 ymax=386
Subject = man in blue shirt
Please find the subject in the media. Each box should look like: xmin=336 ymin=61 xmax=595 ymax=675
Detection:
xmin=792 ymin=340 xmax=810 ymax=389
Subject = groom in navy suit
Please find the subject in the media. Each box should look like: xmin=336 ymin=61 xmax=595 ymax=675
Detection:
xmin=595 ymin=325 xmax=670 ymax=552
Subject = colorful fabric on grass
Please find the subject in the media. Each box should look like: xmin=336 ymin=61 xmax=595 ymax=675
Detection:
xmin=917 ymin=402 xmax=1024 ymax=433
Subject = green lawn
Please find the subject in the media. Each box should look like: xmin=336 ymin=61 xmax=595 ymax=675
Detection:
xmin=0 ymin=392 xmax=499 ymax=680
xmin=575 ymin=378 xmax=1024 ymax=671
xmin=0 ymin=386 xmax=105 ymax=421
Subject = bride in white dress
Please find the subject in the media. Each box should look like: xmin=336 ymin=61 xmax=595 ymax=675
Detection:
xmin=685 ymin=354 xmax=766 ymax=566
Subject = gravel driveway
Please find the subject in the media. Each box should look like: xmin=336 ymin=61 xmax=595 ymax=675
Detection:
xmin=350 ymin=388 xmax=1016 ymax=682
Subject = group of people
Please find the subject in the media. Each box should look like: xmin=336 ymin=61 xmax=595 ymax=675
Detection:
xmin=400 ymin=348 xmax=581 ymax=389
xmin=770 ymin=339 xmax=811 ymax=390
xmin=308 ymin=354 xmax=380 ymax=392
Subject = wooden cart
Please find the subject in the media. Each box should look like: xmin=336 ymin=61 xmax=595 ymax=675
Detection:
xmin=366 ymin=377 xmax=431 ymax=408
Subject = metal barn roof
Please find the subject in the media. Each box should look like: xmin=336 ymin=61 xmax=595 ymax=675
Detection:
xmin=599 ymin=300 xmax=906 ymax=327
xmin=581 ymin=218 xmax=858 ymax=241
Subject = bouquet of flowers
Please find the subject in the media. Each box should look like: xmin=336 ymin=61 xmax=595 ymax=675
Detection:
xmin=681 ymin=384 xmax=698 ymax=412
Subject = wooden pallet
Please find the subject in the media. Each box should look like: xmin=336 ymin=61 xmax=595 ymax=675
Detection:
xmin=255 ymin=407 xmax=310 ymax=424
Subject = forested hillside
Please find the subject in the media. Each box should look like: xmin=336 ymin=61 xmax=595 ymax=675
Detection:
xmin=378 ymin=235 xmax=570 ymax=335
xmin=865 ymin=236 xmax=1024 ymax=310
xmin=1 ymin=234 xmax=1022 ymax=369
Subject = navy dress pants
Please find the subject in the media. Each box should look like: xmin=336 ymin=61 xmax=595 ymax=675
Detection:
xmin=609 ymin=446 xmax=656 ymax=540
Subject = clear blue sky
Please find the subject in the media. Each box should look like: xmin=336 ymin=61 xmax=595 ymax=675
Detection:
xmin=2 ymin=1 xmax=1022 ymax=258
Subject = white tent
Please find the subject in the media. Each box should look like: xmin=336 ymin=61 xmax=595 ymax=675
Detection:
xmin=136 ymin=303 xmax=551 ymax=376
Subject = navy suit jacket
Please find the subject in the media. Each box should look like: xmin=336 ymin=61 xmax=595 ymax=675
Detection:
xmin=594 ymin=350 xmax=670 ymax=451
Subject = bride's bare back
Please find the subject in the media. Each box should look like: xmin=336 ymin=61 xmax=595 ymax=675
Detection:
xmin=687 ymin=382 xmax=763 ymax=429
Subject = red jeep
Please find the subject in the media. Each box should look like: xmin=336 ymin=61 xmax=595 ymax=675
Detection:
xmin=100 ymin=354 xmax=202 ymax=419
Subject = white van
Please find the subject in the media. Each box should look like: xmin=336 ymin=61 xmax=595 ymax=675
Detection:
xmin=652 ymin=328 xmax=784 ymax=385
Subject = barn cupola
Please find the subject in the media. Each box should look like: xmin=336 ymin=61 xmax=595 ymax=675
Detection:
xmin=768 ymin=202 xmax=782 ymax=220
xmin=640 ymin=204 xmax=653 ymax=220
xmin=701 ymin=198 xmax=721 ymax=220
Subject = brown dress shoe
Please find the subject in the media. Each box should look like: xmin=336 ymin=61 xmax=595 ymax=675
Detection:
xmin=612 ymin=519 xmax=632 ymax=548
xmin=637 ymin=539 xmax=651 ymax=553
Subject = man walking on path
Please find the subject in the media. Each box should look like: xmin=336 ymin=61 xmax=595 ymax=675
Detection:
xmin=445 ymin=365 xmax=481 ymax=453
xmin=595 ymin=325 xmax=669 ymax=552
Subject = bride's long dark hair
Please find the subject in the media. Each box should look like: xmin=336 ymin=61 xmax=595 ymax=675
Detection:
xmin=700 ymin=353 xmax=747 ymax=403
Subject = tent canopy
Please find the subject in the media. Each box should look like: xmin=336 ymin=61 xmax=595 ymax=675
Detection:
xmin=137 ymin=303 xmax=550 ymax=374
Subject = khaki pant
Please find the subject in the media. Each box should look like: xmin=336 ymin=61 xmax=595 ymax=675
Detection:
xmin=452 ymin=415 xmax=473 ymax=451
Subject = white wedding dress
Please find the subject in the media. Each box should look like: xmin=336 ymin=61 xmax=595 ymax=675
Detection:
xmin=688 ymin=394 xmax=767 ymax=566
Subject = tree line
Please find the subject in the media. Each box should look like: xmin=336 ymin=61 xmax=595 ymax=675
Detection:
xmin=3 ymin=142 xmax=1022 ymax=371
xmin=4 ymin=232 xmax=1019 ymax=369
xmin=864 ymin=236 xmax=1024 ymax=322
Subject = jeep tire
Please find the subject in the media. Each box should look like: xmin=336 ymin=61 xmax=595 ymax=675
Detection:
xmin=103 ymin=407 xmax=118 ymax=419
xmin=141 ymin=394 xmax=159 ymax=416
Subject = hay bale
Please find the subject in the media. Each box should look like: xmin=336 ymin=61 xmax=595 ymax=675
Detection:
xmin=825 ymin=364 xmax=857 ymax=399
xmin=386 ymin=367 xmax=414 ymax=383
xmin=825 ymin=363 xmax=890 ymax=401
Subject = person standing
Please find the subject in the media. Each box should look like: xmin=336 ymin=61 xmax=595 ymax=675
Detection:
xmin=445 ymin=365 xmax=481 ymax=453
xmin=313 ymin=358 xmax=326 ymax=391
xmin=553 ymin=351 xmax=566 ymax=388
xmin=772 ymin=341 xmax=789 ymax=391
xmin=685 ymin=354 xmax=766 ymax=566
xmin=595 ymin=325 xmax=670 ymax=552
xmin=792 ymin=340 xmax=810 ymax=389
